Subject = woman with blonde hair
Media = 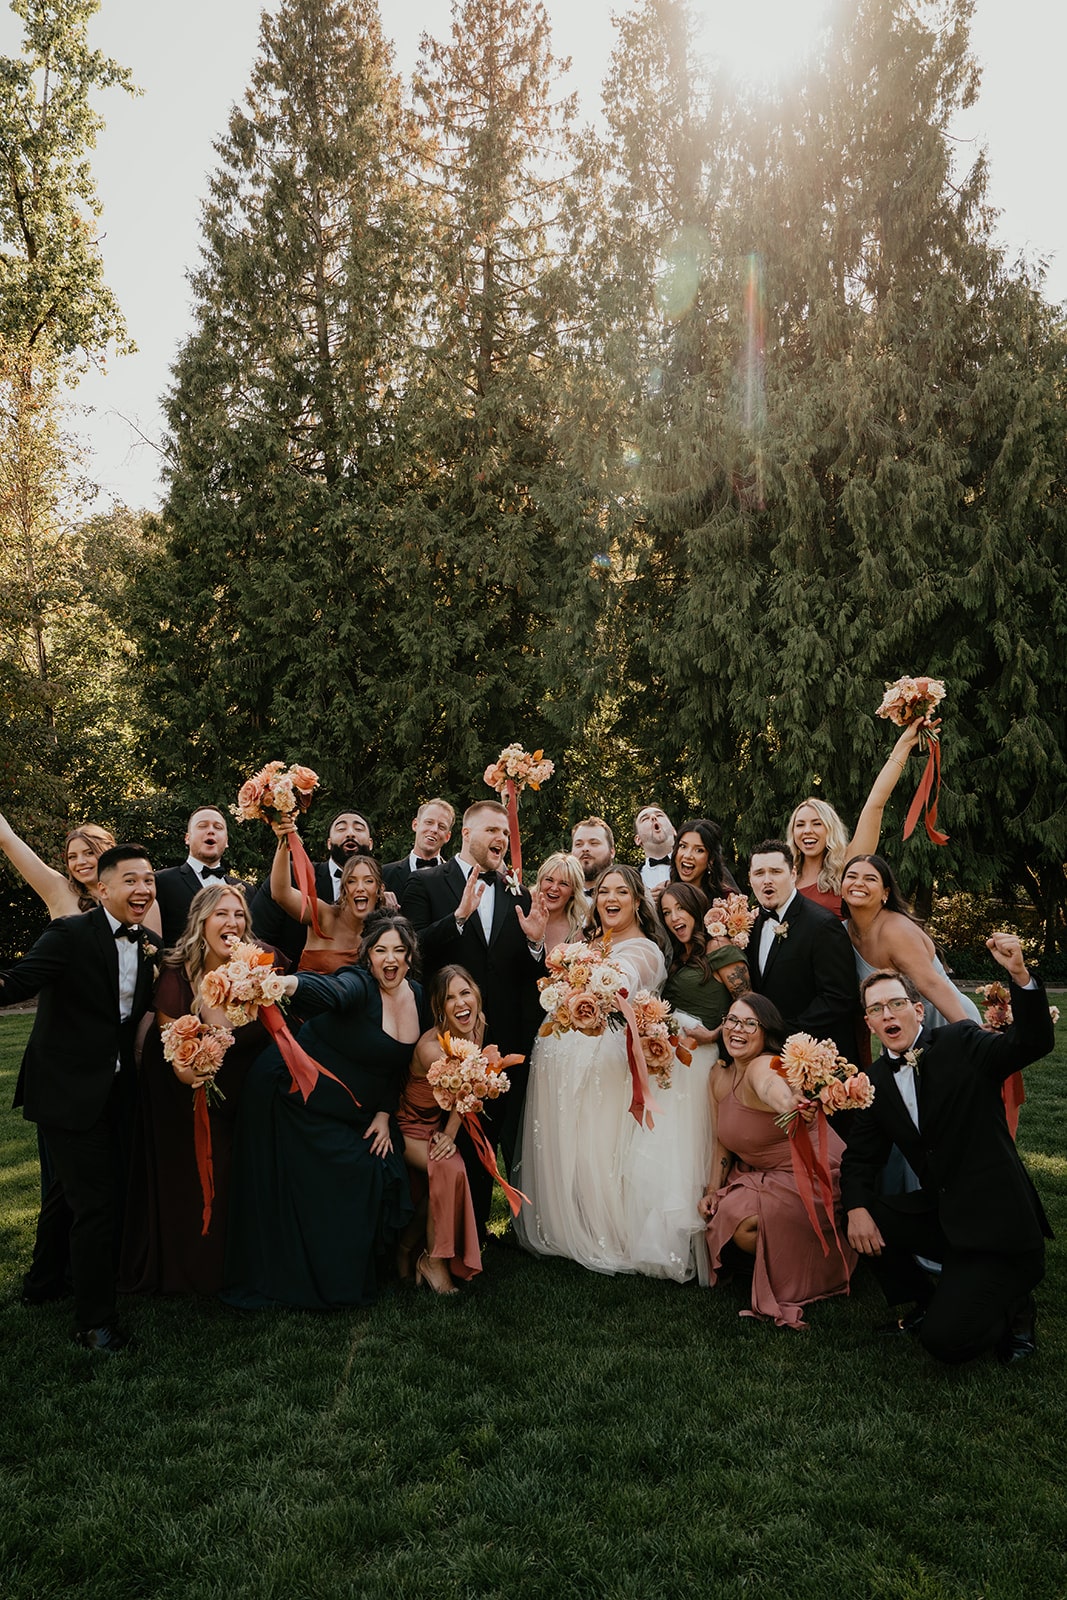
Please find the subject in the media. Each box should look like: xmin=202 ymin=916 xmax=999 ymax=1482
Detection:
xmin=536 ymin=850 xmax=589 ymax=950
xmin=787 ymin=717 xmax=934 ymax=914
xmin=121 ymin=882 xmax=287 ymax=1296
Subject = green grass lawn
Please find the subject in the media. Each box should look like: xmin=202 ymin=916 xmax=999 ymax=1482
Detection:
xmin=1 ymin=1012 xmax=1064 ymax=1600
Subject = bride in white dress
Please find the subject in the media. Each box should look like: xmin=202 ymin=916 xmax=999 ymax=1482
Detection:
xmin=514 ymin=865 xmax=712 ymax=1280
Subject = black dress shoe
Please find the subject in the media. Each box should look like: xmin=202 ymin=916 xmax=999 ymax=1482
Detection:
xmin=72 ymin=1324 xmax=137 ymax=1354
xmin=996 ymin=1296 xmax=1037 ymax=1365
xmin=877 ymin=1303 xmax=927 ymax=1337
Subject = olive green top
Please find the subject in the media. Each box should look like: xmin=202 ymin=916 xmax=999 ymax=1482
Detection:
xmin=663 ymin=944 xmax=748 ymax=1031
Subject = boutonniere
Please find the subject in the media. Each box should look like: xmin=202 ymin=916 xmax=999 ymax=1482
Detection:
xmin=772 ymin=920 xmax=789 ymax=940
xmin=904 ymin=1046 xmax=923 ymax=1070
xmin=504 ymin=868 xmax=522 ymax=897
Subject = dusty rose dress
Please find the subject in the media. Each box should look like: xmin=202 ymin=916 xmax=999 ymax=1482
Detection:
xmin=705 ymin=1087 xmax=855 ymax=1329
xmin=396 ymin=1073 xmax=481 ymax=1282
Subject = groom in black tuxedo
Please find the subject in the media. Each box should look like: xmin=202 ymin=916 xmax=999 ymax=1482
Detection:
xmin=842 ymin=937 xmax=1054 ymax=1365
xmin=0 ymin=846 xmax=159 ymax=1351
xmin=747 ymin=840 xmax=859 ymax=1063
xmin=402 ymin=800 xmax=547 ymax=1222
xmin=153 ymin=805 xmax=242 ymax=945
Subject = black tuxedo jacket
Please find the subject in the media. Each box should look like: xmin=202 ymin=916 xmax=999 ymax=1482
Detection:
xmin=1 ymin=907 xmax=158 ymax=1131
xmin=382 ymin=855 xmax=446 ymax=896
xmin=750 ymin=892 xmax=858 ymax=1061
xmin=840 ymin=979 xmax=1054 ymax=1254
xmin=250 ymin=860 xmax=335 ymax=966
xmin=154 ymin=861 xmax=244 ymax=947
xmin=400 ymin=859 xmax=543 ymax=1059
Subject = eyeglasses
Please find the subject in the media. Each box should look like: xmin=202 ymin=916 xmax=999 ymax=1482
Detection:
xmin=864 ymin=997 xmax=912 ymax=1017
xmin=724 ymin=1016 xmax=761 ymax=1033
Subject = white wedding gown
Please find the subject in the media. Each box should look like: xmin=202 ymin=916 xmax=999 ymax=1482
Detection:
xmin=513 ymin=936 xmax=715 ymax=1281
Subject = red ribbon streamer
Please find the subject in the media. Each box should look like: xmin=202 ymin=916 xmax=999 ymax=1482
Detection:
xmin=192 ymin=1086 xmax=215 ymax=1236
xmin=260 ymin=1002 xmax=360 ymax=1107
xmin=616 ymin=990 xmax=660 ymax=1129
xmin=1002 ymin=1070 xmax=1026 ymax=1141
xmin=503 ymin=777 xmax=522 ymax=880
xmin=465 ymin=1113 xmax=529 ymax=1217
xmin=784 ymin=1110 xmax=848 ymax=1273
xmin=288 ymin=830 xmax=325 ymax=936
xmin=903 ymin=738 xmax=949 ymax=845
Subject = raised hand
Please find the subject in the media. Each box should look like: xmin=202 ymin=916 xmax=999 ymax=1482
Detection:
xmin=516 ymin=885 xmax=548 ymax=947
xmin=455 ymin=869 xmax=486 ymax=926
xmin=986 ymin=932 xmax=1030 ymax=987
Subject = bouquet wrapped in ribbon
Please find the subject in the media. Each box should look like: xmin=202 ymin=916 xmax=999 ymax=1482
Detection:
xmin=770 ymin=1032 xmax=875 ymax=1262
xmin=629 ymin=990 xmax=692 ymax=1091
xmin=482 ymin=742 xmax=554 ymax=881
xmin=232 ymin=761 xmax=323 ymax=931
xmin=703 ymin=892 xmax=759 ymax=949
xmin=975 ymin=980 xmax=1057 ymax=1137
xmin=199 ymin=941 xmax=354 ymax=1108
xmin=876 ymin=675 xmax=947 ymax=844
xmin=161 ymin=1015 xmax=235 ymax=1234
xmin=426 ymin=1033 xmax=527 ymax=1216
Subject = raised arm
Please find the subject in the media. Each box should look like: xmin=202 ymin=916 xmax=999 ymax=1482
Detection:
xmin=881 ymin=915 xmax=974 ymax=1024
xmin=270 ymin=821 xmax=329 ymax=927
xmin=849 ymin=718 xmax=936 ymax=858
xmin=0 ymin=811 xmax=78 ymax=921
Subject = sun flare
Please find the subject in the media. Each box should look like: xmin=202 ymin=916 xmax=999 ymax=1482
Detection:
xmin=696 ymin=0 xmax=833 ymax=87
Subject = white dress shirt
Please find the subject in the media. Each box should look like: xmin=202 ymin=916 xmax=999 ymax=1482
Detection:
xmin=455 ymin=856 xmax=495 ymax=942
xmin=640 ymin=859 xmax=672 ymax=893
xmin=757 ymin=888 xmax=798 ymax=973
xmin=104 ymin=910 xmax=139 ymax=1072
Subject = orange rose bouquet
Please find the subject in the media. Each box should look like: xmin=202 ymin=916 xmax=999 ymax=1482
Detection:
xmin=482 ymin=741 xmax=554 ymax=880
xmin=537 ymin=940 xmax=626 ymax=1039
xmin=629 ymin=990 xmax=693 ymax=1090
xmin=160 ymin=1014 xmax=236 ymax=1234
xmin=426 ymin=1032 xmax=527 ymax=1215
xmin=232 ymin=760 xmax=323 ymax=932
xmin=703 ymin=893 xmax=759 ymax=950
xmin=875 ymin=675 xmax=948 ymax=844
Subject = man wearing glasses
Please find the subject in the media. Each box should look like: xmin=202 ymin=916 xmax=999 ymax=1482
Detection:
xmin=841 ymin=933 xmax=1054 ymax=1366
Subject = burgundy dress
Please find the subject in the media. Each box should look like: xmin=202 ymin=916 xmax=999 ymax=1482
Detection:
xmin=396 ymin=1073 xmax=481 ymax=1282
xmin=705 ymin=1087 xmax=855 ymax=1329
xmin=798 ymin=881 xmax=845 ymax=918
xmin=121 ymin=962 xmax=279 ymax=1296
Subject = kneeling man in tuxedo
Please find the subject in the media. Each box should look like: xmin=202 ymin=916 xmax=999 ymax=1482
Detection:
xmin=1 ymin=845 xmax=159 ymax=1352
xmin=402 ymin=800 xmax=547 ymax=1230
xmin=842 ymin=934 xmax=1054 ymax=1365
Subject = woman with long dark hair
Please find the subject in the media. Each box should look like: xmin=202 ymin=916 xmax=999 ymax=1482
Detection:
xmin=671 ymin=818 xmax=739 ymax=901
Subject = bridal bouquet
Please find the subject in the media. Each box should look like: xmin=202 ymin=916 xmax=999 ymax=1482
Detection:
xmin=483 ymin=743 xmax=555 ymax=796
xmin=976 ymin=981 xmax=1059 ymax=1031
xmin=629 ymin=990 xmax=692 ymax=1090
xmin=232 ymin=761 xmax=323 ymax=931
xmin=483 ymin=741 xmax=554 ymax=881
xmin=160 ymin=1014 xmax=236 ymax=1235
xmin=875 ymin=674 xmax=948 ymax=845
xmin=773 ymin=1032 xmax=874 ymax=1132
xmin=200 ymin=940 xmax=355 ymax=1108
xmin=199 ymin=940 xmax=289 ymax=1026
xmin=232 ymin=760 xmax=320 ymax=824
xmin=426 ymin=1033 xmax=527 ymax=1215
xmin=538 ymin=940 xmax=627 ymax=1038
xmin=704 ymin=892 xmax=759 ymax=949
xmin=162 ymin=1014 xmax=234 ymax=1105
xmin=427 ymin=1033 xmax=517 ymax=1117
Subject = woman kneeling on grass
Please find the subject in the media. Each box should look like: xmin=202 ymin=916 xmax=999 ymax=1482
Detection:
xmin=700 ymin=992 xmax=856 ymax=1330
xmin=395 ymin=965 xmax=485 ymax=1294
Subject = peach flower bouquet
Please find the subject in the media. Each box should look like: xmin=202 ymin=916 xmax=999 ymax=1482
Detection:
xmin=875 ymin=675 xmax=945 ymax=748
xmin=773 ymin=1032 xmax=875 ymax=1133
xmin=537 ymin=940 xmax=627 ymax=1039
xmin=426 ymin=1033 xmax=528 ymax=1216
xmin=161 ymin=1014 xmax=234 ymax=1106
xmin=199 ymin=940 xmax=289 ymax=1028
xmin=232 ymin=759 xmax=319 ymax=825
xmin=704 ymin=892 xmax=759 ymax=950
xmin=629 ymin=990 xmax=692 ymax=1090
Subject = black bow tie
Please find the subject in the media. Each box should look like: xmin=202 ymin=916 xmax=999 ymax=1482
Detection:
xmin=760 ymin=909 xmax=781 ymax=923
xmin=114 ymin=924 xmax=142 ymax=942
xmin=200 ymin=865 xmax=226 ymax=880
xmin=415 ymin=857 xmax=438 ymax=870
xmin=479 ymin=871 xmax=499 ymax=886
xmin=647 ymin=857 xmax=672 ymax=868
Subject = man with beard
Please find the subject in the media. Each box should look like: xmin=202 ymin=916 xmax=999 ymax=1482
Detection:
xmin=570 ymin=817 xmax=615 ymax=890
xmin=252 ymin=807 xmax=375 ymax=965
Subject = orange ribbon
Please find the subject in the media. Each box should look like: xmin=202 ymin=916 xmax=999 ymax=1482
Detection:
xmin=261 ymin=1003 xmax=360 ymax=1107
xmin=504 ymin=777 xmax=522 ymax=880
xmin=288 ymin=830 xmax=326 ymax=935
xmin=784 ymin=1110 xmax=849 ymax=1273
xmin=464 ymin=1113 xmax=529 ymax=1217
xmin=1002 ymin=1070 xmax=1026 ymax=1141
xmin=616 ymin=990 xmax=660 ymax=1129
xmin=903 ymin=737 xmax=949 ymax=845
xmin=192 ymin=1087 xmax=215 ymax=1236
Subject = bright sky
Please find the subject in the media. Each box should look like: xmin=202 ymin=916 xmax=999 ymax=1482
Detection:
xmin=1 ymin=0 xmax=1061 ymax=511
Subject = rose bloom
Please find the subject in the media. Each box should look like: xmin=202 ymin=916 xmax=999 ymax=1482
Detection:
xmin=569 ymin=992 xmax=604 ymax=1033
xmin=168 ymin=1036 xmax=202 ymax=1069
xmin=289 ymin=764 xmax=319 ymax=795
xmin=819 ymin=1078 xmax=853 ymax=1112
xmin=199 ymin=970 xmax=228 ymax=1008
xmin=846 ymin=1073 xmax=875 ymax=1107
xmin=167 ymin=1014 xmax=202 ymax=1041
xmin=589 ymin=964 xmax=622 ymax=998
xmin=539 ymin=983 xmax=564 ymax=1014
xmin=259 ymin=972 xmax=287 ymax=1005
xmin=235 ymin=778 xmax=263 ymax=814
xmin=642 ymin=1032 xmax=673 ymax=1067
